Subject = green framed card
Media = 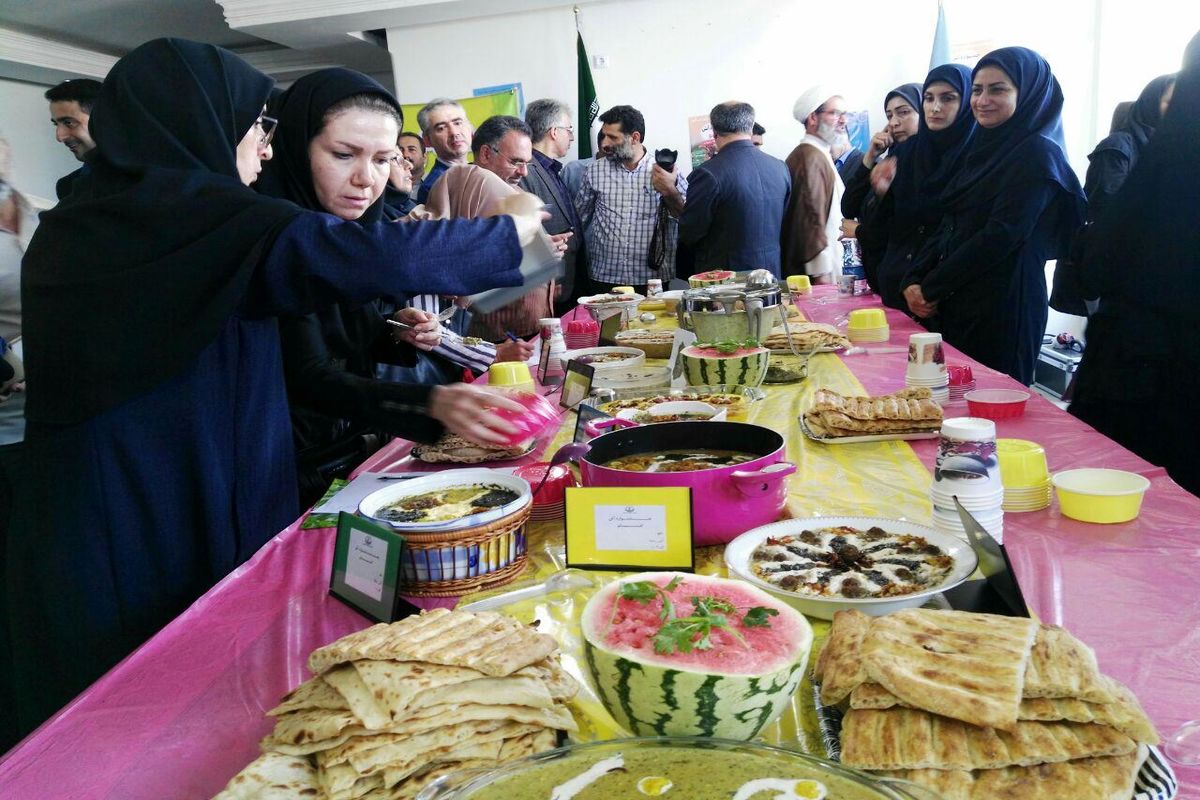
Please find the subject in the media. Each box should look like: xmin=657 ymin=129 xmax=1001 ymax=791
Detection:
xmin=564 ymin=486 xmax=694 ymax=571
xmin=330 ymin=512 xmax=420 ymax=622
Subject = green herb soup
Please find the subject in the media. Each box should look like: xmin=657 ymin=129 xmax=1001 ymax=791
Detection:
xmin=462 ymin=747 xmax=889 ymax=799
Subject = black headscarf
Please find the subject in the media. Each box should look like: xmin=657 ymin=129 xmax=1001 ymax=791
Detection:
xmin=22 ymin=38 xmax=301 ymax=425
xmin=888 ymin=65 xmax=975 ymax=221
xmin=884 ymin=83 xmax=923 ymax=118
xmin=1089 ymin=73 xmax=1175 ymax=171
xmin=940 ymin=47 xmax=1082 ymax=212
xmin=1085 ymin=47 xmax=1200 ymax=314
xmin=256 ymin=68 xmax=400 ymax=224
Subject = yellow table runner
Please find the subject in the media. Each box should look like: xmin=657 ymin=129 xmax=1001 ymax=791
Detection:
xmin=459 ymin=310 xmax=935 ymax=752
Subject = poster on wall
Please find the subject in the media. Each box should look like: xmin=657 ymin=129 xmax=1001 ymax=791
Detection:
xmin=845 ymin=111 xmax=872 ymax=158
xmin=474 ymin=82 xmax=525 ymax=116
xmin=399 ymin=89 xmax=521 ymax=174
xmin=951 ymin=39 xmax=995 ymax=67
xmin=688 ymin=115 xmax=716 ymax=168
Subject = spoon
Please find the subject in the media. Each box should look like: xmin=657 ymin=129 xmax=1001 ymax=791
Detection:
xmin=530 ymin=442 xmax=590 ymax=497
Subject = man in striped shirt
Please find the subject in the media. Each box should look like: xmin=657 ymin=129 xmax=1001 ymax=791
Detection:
xmin=574 ymin=105 xmax=687 ymax=294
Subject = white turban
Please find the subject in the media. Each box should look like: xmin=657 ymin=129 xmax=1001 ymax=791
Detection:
xmin=792 ymin=85 xmax=838 ymax=124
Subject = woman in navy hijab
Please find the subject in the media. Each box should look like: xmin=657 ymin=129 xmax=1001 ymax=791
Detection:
xmin=4 ymin=39 xmax=537 ymax=737
xmin=1070 ymin=36 xmax=1200 ymax=494
xmin=860 ymin=64 xmax=975 ymax=311
xmin=900 ymin=47 xmax=1086 ymax=384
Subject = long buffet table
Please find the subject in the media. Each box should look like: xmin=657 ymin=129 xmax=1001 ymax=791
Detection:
xmin=2 ymin=286 xmax=1197 ymax=799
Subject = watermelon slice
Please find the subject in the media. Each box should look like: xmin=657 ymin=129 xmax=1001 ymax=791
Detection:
xmin=581 ymin=572 xmax=812 ymax=739
xmin=688 ymin=270 xmax=736 ymax=288
xmin=680 ymin=342 xmax=769 ymax=387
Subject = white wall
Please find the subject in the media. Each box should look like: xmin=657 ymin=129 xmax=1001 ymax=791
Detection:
xmin=389 ymin=0 xmax=1200 ymax=178
xmin=0 ymin=77 xmax=79 ymax=203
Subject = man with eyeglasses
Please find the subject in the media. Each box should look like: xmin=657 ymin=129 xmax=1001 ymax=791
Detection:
xmin=44 ymin=79 xmax=102 ymax=200
xmin=781 ymin=85 xmax=847 ymax=283
xmin=522 ymin=99 xmax=585 ymax=312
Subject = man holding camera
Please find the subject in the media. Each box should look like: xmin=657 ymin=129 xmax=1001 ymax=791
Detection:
xmin=678 ymin=102 xmax=791 ymax=277
xmin=574 ymin=105 xmax=687 ymax=295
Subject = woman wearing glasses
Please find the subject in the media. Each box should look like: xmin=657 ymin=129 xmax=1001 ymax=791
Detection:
xmin=899 ymin=48 xmax=1086 ymax=384
xmin=5 ymin=39 xmax=546 ymax=736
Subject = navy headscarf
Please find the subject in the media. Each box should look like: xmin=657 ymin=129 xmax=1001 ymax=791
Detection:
xmin=1090 ymin=73 xmax=1175 ymax=171
xmin=256 ymin=68 xmax=401 ymax=225
xmin=21 ymin=38 xmax=301 ymax=424
xmin=940 ymin=47 xmax=1082 ymax=213
xmin=889 ymin=63 xmax=976 ymax=220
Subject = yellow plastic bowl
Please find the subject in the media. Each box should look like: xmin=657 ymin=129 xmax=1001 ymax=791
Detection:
xmin=997 ymin=439 xmax=1049 ymax=489
xmin=848 ymin=308 xmax=887 ymax=329
xmin=1051 ymin=468 xmax=1150 ymax=524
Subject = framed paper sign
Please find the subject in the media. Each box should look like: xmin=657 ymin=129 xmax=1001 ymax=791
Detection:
xmin=330 ymin=512 xmax=420 ymax=622
xmin=564 ymin=486 xmax=694 ymax=571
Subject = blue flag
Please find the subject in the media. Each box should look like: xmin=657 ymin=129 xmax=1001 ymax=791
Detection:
xmin=930 ymin=0 xmax=950 ymax=69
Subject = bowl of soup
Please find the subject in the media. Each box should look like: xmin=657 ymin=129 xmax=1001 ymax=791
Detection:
xmin=414 ymin=737 xmax=943 ymax=800
xmin=579 ymin=421 xmax=795 ymax=547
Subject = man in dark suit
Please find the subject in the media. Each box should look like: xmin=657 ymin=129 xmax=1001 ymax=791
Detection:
xmin=521 ymin=98 xmax=585 ymax=313
xmin=678 ymin=101 xmax=791 ymax=277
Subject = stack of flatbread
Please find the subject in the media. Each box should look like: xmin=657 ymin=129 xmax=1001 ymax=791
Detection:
xmin=802 ymin=387 xmax=943 ymax=439
xmin=214 ymin=609 xmax=578 ymax=800
xmin=763 ymin=322 xmax=849 ymax=352
xmin=814 ymin=609 xmax=1159 ymax=800
xmin=410 ymin=433 xmax=533 ymax=464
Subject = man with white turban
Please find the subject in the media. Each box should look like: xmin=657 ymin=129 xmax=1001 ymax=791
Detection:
xmin=781 ymin=85 xmax=847 ymax=282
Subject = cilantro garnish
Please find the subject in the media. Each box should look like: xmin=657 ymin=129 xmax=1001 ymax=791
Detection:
xmin=609 ymin=577 xmax=778 ymax=654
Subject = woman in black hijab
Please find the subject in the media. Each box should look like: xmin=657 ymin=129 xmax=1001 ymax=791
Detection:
xmin=5 ymin=39 xmax=538 ymax=735
xmin=847 ymin=67 xmax=975 ymax=310
xmin=900 ymin=47 xmax=1086 ymax=384
xmin=1070 ymin=38 xmax=1200 ymax=494
xmin=257 ymin=68 xmax=452 ymax=508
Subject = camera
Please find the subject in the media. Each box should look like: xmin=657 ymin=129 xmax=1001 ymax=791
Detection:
xmin=654 ymin=148 xmax=678 ymax=172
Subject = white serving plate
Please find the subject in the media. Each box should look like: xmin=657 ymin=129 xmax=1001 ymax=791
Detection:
xmin=359 ymin=469 xmax=531 ymax=531
xmin=798 ymin=415 xmax=940 ymax=444
xmin=724 ymin=515 xmax=978 ymax=620
xmin=558 ymin=346 xmax=645 ymax=374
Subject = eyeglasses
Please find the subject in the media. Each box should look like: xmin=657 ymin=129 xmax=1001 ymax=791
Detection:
xmin=819 ymin=108 xmax=848 ymax=119
xmin=553 ymin=124 xmax=575 ymax=135
xmin=254 ymin=114 xmax=278 ymax=147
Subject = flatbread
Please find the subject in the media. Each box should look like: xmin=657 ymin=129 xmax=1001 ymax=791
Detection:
xmin=410 ymin=433 xmax=533 ymax=464
xmin=212 ymin=752 xmax=322 ymax=799
xmin=878 ymin=746 xmax=1145 ymax=800
xmin=308 ymin=610 xmax=559 ymax=677
xmin=862 ymin=609 xmax=1038 ymax=731
xmin=264 ymin=707 xmax=362 ymax=753
xmin=515 ymin=659 xmax=580 ymax=700
xmin=840 ymin=708 xmax=1137 ymax=771
xmin=267 ymin=676 xmax=350 ymax=717
xmin=264 ymin=702 xmax=576 ymax=756
xmin=848 ymin=674 xmax=1157 ymax=745
xmin=814 ymin=609 xmax=871 ymax=705
xmin=1023 ymin=625 xmax=1115 ymax=703
xmin=324 ymin=664 xmax=392 ymax=730
xmin=352 ymin=660 xmax=487 ymax=720
xmin=764 ymin=322 xmax=849 ymax=351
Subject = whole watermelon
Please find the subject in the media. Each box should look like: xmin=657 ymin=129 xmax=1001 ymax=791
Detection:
xmin=581 ymin=572 xmax=812 ymax=739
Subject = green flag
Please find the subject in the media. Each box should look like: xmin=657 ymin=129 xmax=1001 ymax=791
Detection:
xmin=577 ymin=32 xmax=599 ymax=158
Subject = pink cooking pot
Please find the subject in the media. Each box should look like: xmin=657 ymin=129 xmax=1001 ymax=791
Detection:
xmin=578 ymin=420 xmax=796 ymax=546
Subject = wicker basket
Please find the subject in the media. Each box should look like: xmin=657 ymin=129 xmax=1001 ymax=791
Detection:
xmin=398 ymin=502 xmax=532 ymax=597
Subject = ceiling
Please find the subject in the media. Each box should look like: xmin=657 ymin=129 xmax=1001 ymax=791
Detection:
xmin=0 ymin=0 xmax=394 ymax=87
xmin=0 ymin=0 xmax=265 ymax=55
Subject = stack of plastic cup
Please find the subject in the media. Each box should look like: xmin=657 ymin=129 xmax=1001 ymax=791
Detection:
xmin=847 ymin=308 xmax=890 ymax=343
xmin=998 ymin=439 xmax=1052 ymax=512
xmin=564 ymin=313 xmax=600 ymax=350
xmin=930 ymin=417 xmax=1004 ymax=542
xmin=906 ymin=332 xmax=949 ymax=404
xmin=947 ymin=364 xmax=976 ymax=403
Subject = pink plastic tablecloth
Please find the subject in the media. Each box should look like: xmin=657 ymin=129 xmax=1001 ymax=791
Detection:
xmin=2 ymin=287 xmax=1197 ymax=799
